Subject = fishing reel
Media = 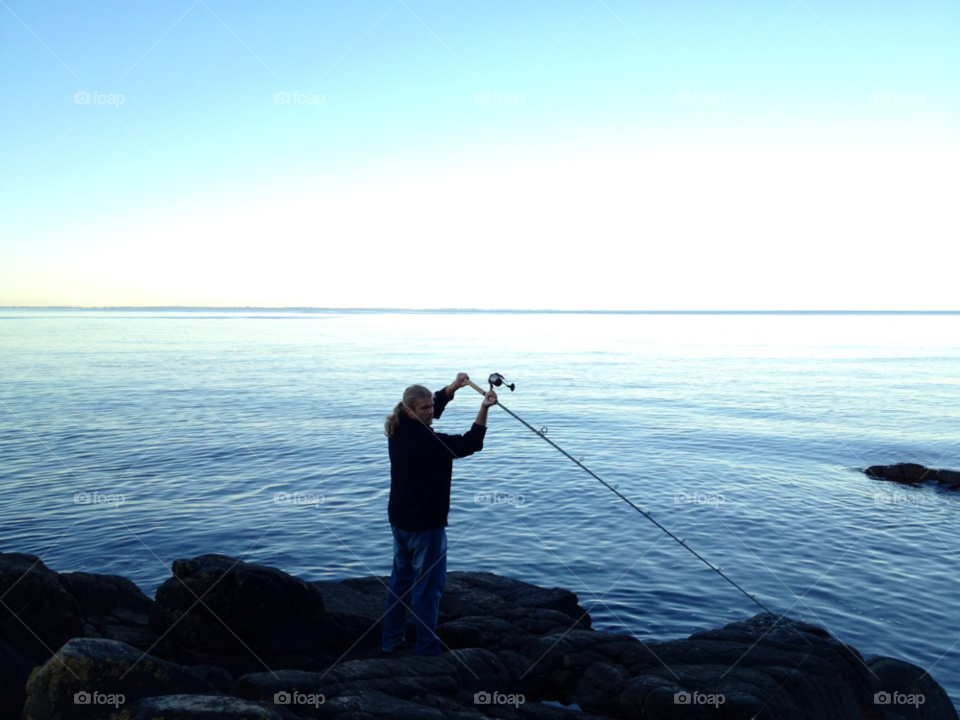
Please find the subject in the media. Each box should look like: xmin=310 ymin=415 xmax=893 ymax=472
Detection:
xmin=488 ymin=373 xmax=515 ymax=392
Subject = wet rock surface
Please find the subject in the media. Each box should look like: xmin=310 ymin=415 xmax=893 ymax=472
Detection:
xmin=3 ymin=552 xmax=956 ymax=719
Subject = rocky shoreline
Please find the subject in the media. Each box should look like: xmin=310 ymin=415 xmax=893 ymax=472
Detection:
xmin=1 ymin=551 xmax=955 ymax=719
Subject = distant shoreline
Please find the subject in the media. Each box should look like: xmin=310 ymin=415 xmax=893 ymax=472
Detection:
xmin=2 ymin=308 xmax=959 ymax=315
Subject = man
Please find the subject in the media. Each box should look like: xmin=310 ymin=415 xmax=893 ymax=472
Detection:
xmin=381 ymin=373 xmax=497 ymax=655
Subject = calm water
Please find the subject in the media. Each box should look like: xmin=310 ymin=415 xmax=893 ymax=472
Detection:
xmin=2 ymin=310 xmax=959 ymax=706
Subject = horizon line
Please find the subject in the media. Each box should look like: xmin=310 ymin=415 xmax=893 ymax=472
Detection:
xmin=2 ymin=307 xmax=960 ymax=315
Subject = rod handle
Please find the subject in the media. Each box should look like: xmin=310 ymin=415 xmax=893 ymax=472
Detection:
xmin=466 ymin=379 xmax=486 ymax=395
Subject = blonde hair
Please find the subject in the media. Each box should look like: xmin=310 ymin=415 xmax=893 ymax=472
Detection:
xmin=384 ymin=384 xmax=432 ymax=438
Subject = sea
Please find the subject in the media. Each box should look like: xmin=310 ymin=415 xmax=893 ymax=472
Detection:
xmin=1 ymin=309 xmax=958 ymax=707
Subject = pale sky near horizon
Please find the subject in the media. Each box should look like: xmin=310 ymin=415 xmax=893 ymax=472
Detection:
xmin=1 ymin=1 xmax=956 ymax=309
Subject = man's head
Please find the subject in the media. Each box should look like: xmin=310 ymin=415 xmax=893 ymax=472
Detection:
xmin=403 ymin=385 xmax=434 ymax=426
xmin=385 ymin=384 xmax=434 ymax=437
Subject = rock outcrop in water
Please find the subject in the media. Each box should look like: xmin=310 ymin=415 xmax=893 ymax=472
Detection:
xmin=865 ymin=462 xmax=960 ymax=488
xmin=1 ymin=551 xmax=956 ymax=719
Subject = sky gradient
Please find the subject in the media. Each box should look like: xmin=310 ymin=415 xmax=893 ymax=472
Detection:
xmin=1 ymin=0 xmax=957 ymax=309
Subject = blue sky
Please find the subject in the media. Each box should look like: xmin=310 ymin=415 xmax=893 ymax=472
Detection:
xmin=1 ymin=1 xmax=957 ymax=308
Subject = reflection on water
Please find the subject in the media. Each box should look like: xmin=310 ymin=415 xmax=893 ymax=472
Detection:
xmin=1 ymin=310 xmax=959 ymax=705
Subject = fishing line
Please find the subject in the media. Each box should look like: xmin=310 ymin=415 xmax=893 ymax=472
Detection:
xmin=471 ymin=374 xmax=773 ymax=615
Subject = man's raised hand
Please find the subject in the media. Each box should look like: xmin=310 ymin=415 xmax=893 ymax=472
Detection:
xmin=445 ymin=372 xmax=471 ymax=399
xmin=482 ymin=389 xmax=498 ymax=407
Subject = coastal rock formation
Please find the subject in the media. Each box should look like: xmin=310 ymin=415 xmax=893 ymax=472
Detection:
xmin=58 ymin=572 xmax=157 ymax=651
xmin=3 ymin=552 xmax=957 ymax=719
xmin=22 ymin=637 xmax=219 ymax=719
xmin=0 ymin=553 xmax=84 ymax=718
xmin=865 ymin=463 xmax=960 ymax=488
xmin=148 ymin=554 xmax=333 ymax=676
xmin=113 ymin=694 xmax=300 ymax=720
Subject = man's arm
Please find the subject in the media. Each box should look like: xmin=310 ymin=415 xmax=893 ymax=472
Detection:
xmin=444 ymin=372 xmax=471 ymax=400
xmin=406 ymin=389 xmax=497 ymax=460
xmin=435 ymin=372 xmax=471 ymax=421
xmin=473 ymin=389 xmax=497 ymax=427
xmin=432 ymin=389 xmax=450 ymax=420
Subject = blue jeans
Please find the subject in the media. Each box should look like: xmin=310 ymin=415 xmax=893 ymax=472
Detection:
xmin=381 ymin=526 xmax=447 ymax=655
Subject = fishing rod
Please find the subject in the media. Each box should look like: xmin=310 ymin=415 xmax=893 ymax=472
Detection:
xmin=467 ymin=373 xmax=773 ymax=615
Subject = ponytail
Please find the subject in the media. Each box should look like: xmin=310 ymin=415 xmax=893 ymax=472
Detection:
xmin=384 ymin=384 xmax=432 ymax=437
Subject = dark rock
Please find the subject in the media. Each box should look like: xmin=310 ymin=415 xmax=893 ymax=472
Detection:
xmin=150 ymin=555 xmax=332 ymax=673
xmin=187 ymin=664 xmax=234 ymax=694
xmin=573 ymin=661 xmax=631 ymax=715
xmin=0 ymin=553 xmax=84 ymax=661
xmin=619 ymin=674 xmax=679 ymax=718
xmin=446 ymin=572 xmax=590 ymax=627
xmin=892 ymin=464 xmax=933 ymax=483
xmin=22 ymin=638 xmax=219 ymax=719
xmin=937 ymin=469 xmax=960 ymax=486
xmin=235 ymin=648 xmax=510 ymax=708
xmin=108 ymin=694 xmax=300 ymax=720
xmin=499 ymin=613 xmax=955 ymax=720
xmin=2 ymin=552 xmax=956 ymax=720
xmin=310 ymin=580 xmax=393 ymax=652
xmin=59 ymin=572 xmax=160 ymax=653
xmin=59 ymin=572 xmax=154 ymax=618
xmin=868 ymin=656 xmax=957 ymax=720
xmin=321 ymin=689 xmax=447 ymax=720
xmin=307 ymin=571 xmax=590 ymax=665
xmin=0 ymin=635 xmax=38 ymax=720
xmin=865 ymin=463 xmax=941 ymax=485
xmin=0 ymin=553 xmax=85 ymax=719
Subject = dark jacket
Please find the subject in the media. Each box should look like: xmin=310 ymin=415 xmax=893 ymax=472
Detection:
xmin=388 ymin=389 xmax=486 ymax=532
